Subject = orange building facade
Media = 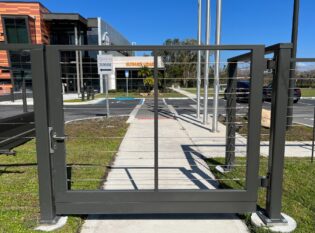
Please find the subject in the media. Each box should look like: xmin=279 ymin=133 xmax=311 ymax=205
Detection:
xmin=0 ymin=1 xmax=50 ymax=93
xmin=0 ymin=1 xmax=131 ymax=94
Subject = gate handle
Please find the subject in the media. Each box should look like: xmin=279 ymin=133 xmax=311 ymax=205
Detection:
xmin=52 ymin=133 xmax=67 ymax=142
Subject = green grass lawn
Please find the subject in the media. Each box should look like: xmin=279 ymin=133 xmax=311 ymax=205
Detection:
xmin=301 ymin=88 xmax=315 ymax=97
xmin=0 ymin=117 xmax=128 ymax=232
xmin=220 ymin=116 xmax=313 ymax=141
xmin=98 ymin=90 xmax=185 ymax=99
xmin=64 ymin=90 xmax=185 ymax=103
xmin=182 ymin=87 xmax=225 ymax=96
xmin=207 ymin=157 xmax=315 ymax=233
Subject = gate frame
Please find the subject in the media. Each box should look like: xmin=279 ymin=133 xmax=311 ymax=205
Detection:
xmin=0 ymin=43 xmax=267 ymax=223
xmin=225 ymin=44 xmax=293 ymax=225
xmin=0 ymin=42 xmax=299 ymax=227
xmin=34 ymin=44 xmax=265 ymax=223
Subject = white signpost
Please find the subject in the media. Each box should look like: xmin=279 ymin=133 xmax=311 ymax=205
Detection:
xmin=97 ymin=54 xmax=113 ymax=117
xmin=97 ymin=54 xmax=113 ymax=75
xmin=125 ymin=70 xmax=130 ymax=97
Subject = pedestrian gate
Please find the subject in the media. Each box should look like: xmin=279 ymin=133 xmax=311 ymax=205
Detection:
xmin=0 ymin=43 xmax=292 ymax=224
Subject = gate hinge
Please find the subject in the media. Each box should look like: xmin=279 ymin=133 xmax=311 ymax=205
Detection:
xmin=266 ymin=59 xmax=276 ymax=70
xmin=260 ymin=176 xmax=270 ymax=188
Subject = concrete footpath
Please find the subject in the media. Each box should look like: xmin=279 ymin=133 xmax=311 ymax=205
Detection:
xmin=170 ymin=87 xmax=197 ymax=100
xmin=171 ymin=87 xmax=314 ymax=158
xmin=80 ymin=99 xmax=249 ymax=233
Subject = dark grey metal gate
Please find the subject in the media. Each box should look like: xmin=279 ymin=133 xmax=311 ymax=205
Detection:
xmin=0 ymin=43 xmax=293 ymax=225
xmin=36 ymin=44 xmax=266 ymax=223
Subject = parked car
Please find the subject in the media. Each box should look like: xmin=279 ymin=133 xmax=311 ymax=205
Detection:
xmin=263 ymin=83 xmax=301 ymax=103
xmin=224 ymin=81 xmax=302 ymax=104
xmin=224 ymin=80 xmax=250 ymax=102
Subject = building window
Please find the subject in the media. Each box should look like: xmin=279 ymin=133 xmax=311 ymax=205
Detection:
xmin=3 ymin=17 xmax=29 ymax=44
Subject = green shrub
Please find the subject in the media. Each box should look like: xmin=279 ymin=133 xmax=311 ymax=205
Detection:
xmin=143 ymin=76 xmax=154 ymax=92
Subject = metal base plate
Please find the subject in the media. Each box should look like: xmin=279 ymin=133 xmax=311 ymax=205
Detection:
xmin=256 ymin=211 xmax=288 ymax=226
xmin=251 ymin=212 xmax=297 ymax=233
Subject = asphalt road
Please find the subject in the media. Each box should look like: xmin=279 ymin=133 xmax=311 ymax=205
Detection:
xmin=0 ymin=99 xmax=140 ymax=121
xmin=0 ymin=105 xmax=34 ymax=120
xmin=0 ymin=93 xmax=33 ymax=102
xmin=165 ymin=98 xmax=249 ymax=117
xmin=63 ymin=99 xmax=140 ymax=121
xmin=165 ymin=98 xmax=315 ymax=127
xmin=263 ymin=99 xmax=315 ymax=126
xmin=1 ymin=98 xmax=314 ymax=126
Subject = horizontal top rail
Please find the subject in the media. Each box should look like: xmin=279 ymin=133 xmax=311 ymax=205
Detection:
xmin=228 ymin=43 xmax=293 ymax=62
xmin=293 ymin=58 xmax=315 ymax=62
xmin=45 ymin=44 xmax=264 ymax=52
xmin=0 ymin=43 xmax=264 ymax=52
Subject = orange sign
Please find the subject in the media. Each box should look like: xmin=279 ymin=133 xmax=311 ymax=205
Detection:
xmin=126 ymin=62 xmax=154 ymax=67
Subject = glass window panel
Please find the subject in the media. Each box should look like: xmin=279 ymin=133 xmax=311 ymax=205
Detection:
xmin=6 ymin=26 xmax=18 ymax=43
xmin=4 ymin=17 xmax=29 ymax=44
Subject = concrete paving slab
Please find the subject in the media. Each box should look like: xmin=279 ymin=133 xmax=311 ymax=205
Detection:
xmin=80 ymin=99 xmax=249 ymax=233
xmin=81 ymin=215 xmax=249 ymax=233
xmin=103 ymin=117 xmax=217 ymax=191
xmin=260 ymin=141 xmax=313 ymax=157
xmin=169 ymin=110 xmax=248 ymax=159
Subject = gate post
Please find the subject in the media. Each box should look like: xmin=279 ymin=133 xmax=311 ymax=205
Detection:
xmin=224 ymin=62 xmax=237 ymax=171
xmin=256 ymin=44 xmax=294 ymax=226
xmin=31 ymin=46 xmax=58 ymax=224
xmin=153 ymin=50 xmax=159 ymax=191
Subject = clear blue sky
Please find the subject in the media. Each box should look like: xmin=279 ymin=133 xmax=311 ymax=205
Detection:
xmin=26 ymin=0 xmax=314 ymax=58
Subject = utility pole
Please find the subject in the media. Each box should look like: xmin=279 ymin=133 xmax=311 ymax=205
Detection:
xmin=105 ymin=74 xmax=110 ymax=117
xmin=288 ymin=0 xmax=300 ymax=127
xmin=213 ymin=0 xmax=222 ymax=132
xmin=196 ymin=0 xmax=202 ymax=119
xmin=74 ymin=24 xmax=80 ymax=96
xmin=203 ymin=0 xmax=211 ymax=125
xmin=21 ymin=70 xmax=27 ymax=113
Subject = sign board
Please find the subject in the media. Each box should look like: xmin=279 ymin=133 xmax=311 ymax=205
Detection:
xmin=97 ymin=55 xmax=113 ymax=75
xmin=125 ymin=70 xmax=130 ymax=78
xmin=126 ymin=62 xmax=154 ymax=67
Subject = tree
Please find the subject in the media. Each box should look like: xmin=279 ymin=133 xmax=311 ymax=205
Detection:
xmin=143 ymin=76 xmax=154 ymax=92
xmin=138 ymin=66 xmax=152 ymax=79
xmin=155 ymin=38 xmax=200 ymax=88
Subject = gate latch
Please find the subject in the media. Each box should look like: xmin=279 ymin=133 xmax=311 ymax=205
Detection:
xmin=48 ymin=127 xmax=66 ymax=153
xmin=260 ymin=176 xmax=270 ymax=188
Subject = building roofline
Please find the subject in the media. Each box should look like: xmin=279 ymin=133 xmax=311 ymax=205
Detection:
xmin=43 ymin=13 xmax=87 ymax=25
xmin=0 ymin=1 xmax=50 ymax=12
xmin=87 ymin=18 xmax=98 ymax=28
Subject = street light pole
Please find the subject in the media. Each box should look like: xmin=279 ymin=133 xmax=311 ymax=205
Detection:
xmin=74 ymin=24 xmax=80 ymax=96
xmin=203 ymin=0 xmax=211 ymax=125
xmin=213 ymin=0 xmax=222 ymax=132
xmin=288 ymin=0 xmax=300 ymax=128
xmin=21 ymin=70 xmax=27 ymax=113
xmin=196 ymin=0 xmax=202 ymax=120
